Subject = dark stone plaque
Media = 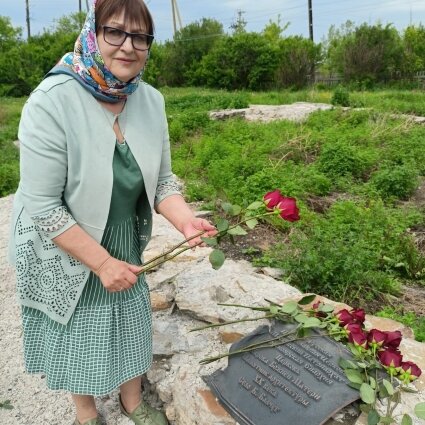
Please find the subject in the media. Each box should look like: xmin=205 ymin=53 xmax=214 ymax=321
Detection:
xmin=204 ymin=322 xmax=360 ymax=425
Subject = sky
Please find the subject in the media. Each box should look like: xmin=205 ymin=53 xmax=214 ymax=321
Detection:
xmin=1 ymin=0 xmax=424 ymax=43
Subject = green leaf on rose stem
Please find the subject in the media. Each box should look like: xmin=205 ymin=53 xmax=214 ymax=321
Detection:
xmin=321 ymin=304 xmax=335 ymax=313
xmin=230 ymin=205 xmax=242 ymax=216
xmin=339 ymin=358 xmax=359 ymax=370
xmin=209 ymin=249 xmax=225 ymax=270
xmin=414 ymin=402 xmax=425 ymax=420
xmin=246 ymin=201 xmax=264 ymax=210
xmin=380 ymin=417 xmax=394 ymax=425
xmin=297 ymin=294 xmax=317 ymax=305
xmin=401 ymin=414 xmax=413 ymax=425
xmin=357 ymin=362 xmax=367 ymax=369
xmin=303 ymin=317 xmax=323 ymax=328
xmin=360 ymin=383 xmax=376 ymax=405
xmin=280 ymin=301 xmax=298 ymax=314
xmin=345 ymin=369 xmax=364 ymax=385
xmin=221 ymin=202 xmax=233 ymax=214
xmin=245 ymin=218 xmax=258 ymax=229
xmin=348 ymin=344 xmax=361 ymax=357
xmin=367 ymin=409 xmax=380 ymax=425
xmin=270 ymin=305 xmax=279 ymax=315
xmin=216 ymin=218 xmax=229 ymax=232
xmin=379 ymin=385 xmax=389 ymax=399
xmin=382 ymin=379 xmax=394 ymax=396
xmin=347 ymin=382 xmax=361 ymax=391
xmin=369 ymin=376 xmax=376 ymax=389
xmin=294 ymin=313 xmax=308 ymax=323
xmin=227 ymin=225 xmax=247 ymax=236
xmin=297 ymin=327 xmax=306 ymax=338
xmin=201 ymin=237 xmax=218 ymax=247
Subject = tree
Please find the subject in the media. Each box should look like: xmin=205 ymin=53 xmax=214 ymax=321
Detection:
xmin=276 ymin=36 xmax=321 ymax=88
xmin=161 ymin=18 xmax=224 ymax=86
xmin=401 ymin=25 xmax=425 ymax=75
xmin=0 ymin=16 xmax=22 ymax=51
xmin=262 ymin=15 xmax=289 ymax=44
xmin=198 ymin=32 xmax=278 ymax=90
xmin=326 ymin=23 xmax=403 ymax=83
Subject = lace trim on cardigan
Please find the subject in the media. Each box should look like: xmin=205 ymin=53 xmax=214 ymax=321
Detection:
xmin=31 ymin=206 xmax=76 ymax=236
xmin=154 ymin=177 xmax=182 ymax=205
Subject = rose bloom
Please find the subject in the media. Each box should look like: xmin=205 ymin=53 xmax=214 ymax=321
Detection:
xmin=312 ymin=301 xmax=323 ymax=310
xmin=348 ymin=330 xmax=368 ymax=348
xmin=351 ymin=308 xmax=365 ymax=324
xmin=367 ymin=329 xmax=387 ymax=347
xmin=345 ymin=322 xmax=362 ymax=335
xmin=400 ymin=361 xmax=422 ymax=381
xmin=278 ymin=197 xmax=300 ymax=222
xmin=336 ymin=309 xmax=354 ymax=326
xmin=263 ymin=190 xmax=284 ymax=209
xmin=383 ymin=330 xmax=402 ymax=349
xmin=378 ymin=348 xmax=403 ymax=368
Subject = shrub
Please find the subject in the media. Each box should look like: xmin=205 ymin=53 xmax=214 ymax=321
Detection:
xmin=331 ymin=86 xmax=350 ymax=106
xmin=258 ymin=200 xmax=422 ymax=303
xmin=0 ymin=162 xmax=19 ymax=197
xmin=370 ymin=163 xmax=419 ymax=200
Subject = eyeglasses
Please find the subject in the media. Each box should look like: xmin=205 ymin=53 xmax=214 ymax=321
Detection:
xmin=102 ymin=26 xmax=154 ymax=51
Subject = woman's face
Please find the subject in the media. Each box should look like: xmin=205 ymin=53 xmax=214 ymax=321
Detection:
xmin=97 ymin=10 xmax=149 ymax=82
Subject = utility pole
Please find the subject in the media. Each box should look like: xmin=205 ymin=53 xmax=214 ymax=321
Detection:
xmin=25 ymin=0 xmax=31 ymax=39
xmin=85 ymin=0 xmax=90 ymax=11
xmin=171 ymin=0 xmax=183 ymax=37
xmin=79 ymin=0 xmax=82 ymax=13
xmin=308 ymin=0 xmax=313 ymax=41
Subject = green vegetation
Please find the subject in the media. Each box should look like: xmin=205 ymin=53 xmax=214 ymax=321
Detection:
xmin=161 ymin=88 xmax=425 ymax=310
xmin=1 ymin=88 xmax=424 ymax=329
xmin=0 ymin=97 xmax=24 ymax=196
xmin=376 ymin=307 xmax=425 ymax=342
xmin=2 ymin=12 xmax=425 ymax=95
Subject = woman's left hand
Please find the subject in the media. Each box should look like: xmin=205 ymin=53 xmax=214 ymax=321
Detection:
xmin=181 ymin=217 xmax=217 ymax=247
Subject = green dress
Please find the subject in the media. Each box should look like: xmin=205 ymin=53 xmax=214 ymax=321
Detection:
xmin=21 ymin=141 xmax=153 ymax=396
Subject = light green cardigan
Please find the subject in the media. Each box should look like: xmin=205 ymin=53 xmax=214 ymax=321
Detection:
xmin=8 ymin=74 xmax=180 ymax=325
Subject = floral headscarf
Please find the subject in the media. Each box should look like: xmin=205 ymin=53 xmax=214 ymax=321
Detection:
xmin=47 ymin=0 xmax=145 ymax=103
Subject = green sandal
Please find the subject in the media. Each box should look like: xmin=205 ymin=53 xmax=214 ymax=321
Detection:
xmin=73 ymin=418 xmax=101 ymax=425
xmin=119 ymin=395 xmax=168 ymax=425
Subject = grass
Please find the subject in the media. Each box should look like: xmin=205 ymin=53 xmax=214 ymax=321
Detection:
xmin=1 ymin=88 xmax=425 ymax=328
xmin=0 ymin=97 xmax=24 ymax=197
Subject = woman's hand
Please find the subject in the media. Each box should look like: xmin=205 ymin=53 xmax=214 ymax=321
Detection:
xmin=95 ymin=257 xmax=142 ymax=292
xmin=181 ymin=217 xmax=217 ymax=247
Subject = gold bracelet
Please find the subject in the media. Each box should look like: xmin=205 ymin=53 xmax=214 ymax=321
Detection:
xmin=95 ymin=256 xmax=112 ymax=275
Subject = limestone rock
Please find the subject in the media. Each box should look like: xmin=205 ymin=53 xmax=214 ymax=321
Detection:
xmin=174 ymin=258 xmax=301 ymax=324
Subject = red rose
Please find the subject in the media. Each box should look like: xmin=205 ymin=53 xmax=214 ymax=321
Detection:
xmin=345 ymin=322 xmax=362 ymax=335
xmin=263 ymin=190 xmax=284 ymax=209
xmin=367 ymin=329 xmax=387 ymax=347
xmin=336 ymin=309 xmax=354 ymax=326
xmin=278 ymin=197 xmax=300 ymax=222
xmin=312 ymin=301 xmax=322 ymax=310
xmin=383 ymin=331 xmax=402 ymax=349
xmin=378 ymin=348 xmax=403 ymax=369
xmin=351 ymin=308 xmax=365 ymax=324
xmin=348 ymin=330 xmax=368 ymax=348
xmin=400 ymin=361 xmax=422 ymax=382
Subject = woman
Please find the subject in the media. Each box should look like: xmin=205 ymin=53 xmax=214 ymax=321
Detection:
xmin=8 ymin=0 xmax=215 ymax=424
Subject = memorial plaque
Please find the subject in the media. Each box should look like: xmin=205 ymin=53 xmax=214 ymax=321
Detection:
xmin=204 ymin=322 xmax=360 ymax=425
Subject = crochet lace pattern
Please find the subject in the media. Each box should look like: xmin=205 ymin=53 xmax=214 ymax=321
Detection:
xmin=154 ymin=178 xmax=181 ymax=205
xmin=15 ymin=207 xmax=88 ymax=320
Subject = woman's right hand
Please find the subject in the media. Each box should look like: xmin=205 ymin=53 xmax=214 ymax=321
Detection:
xmin=95 ymin=257 xmax=142 ymax=292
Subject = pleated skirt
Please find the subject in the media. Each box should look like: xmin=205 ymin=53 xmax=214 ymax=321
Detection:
xmin=21 ymin=215 xmax=153 ymax=396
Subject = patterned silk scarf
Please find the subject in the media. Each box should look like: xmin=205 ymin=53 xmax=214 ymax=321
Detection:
xmin=47 ymin=0 xmax=144 ymax=103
